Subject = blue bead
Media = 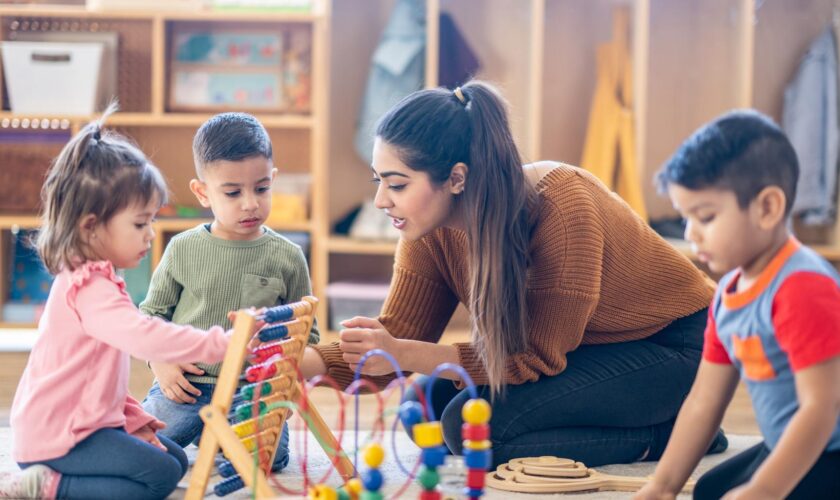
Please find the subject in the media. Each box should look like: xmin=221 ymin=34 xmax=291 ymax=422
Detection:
xmin=463 ymin=448 xmax=492 ymax=469
xmin=214 ymin=475 xmax=244 ymax=496
xmin=217 ymin=460 xmax=236 ymax=478
xmin=399 ymin=401 xmax=424 ymax=428
xmin=262 ymin=305 xmax=294 ymax=323
xmin=258 ymin=324 xmax=289 ymax=342
xmin=421 ymin=446 xmax=447 ymax=468
xmin=361 ymin=468 xmax=383 ymax=491
xmin=463 ymin=487 xmax=484 ymax=498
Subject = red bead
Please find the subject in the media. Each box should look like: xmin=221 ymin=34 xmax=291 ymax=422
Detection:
xmin=461 ymin=423 xmax=489 ymax=441
xmin=419 ymin=491 xmax=441 ymax=500
xmin=466 ymin=469 xmax=486 ymax=489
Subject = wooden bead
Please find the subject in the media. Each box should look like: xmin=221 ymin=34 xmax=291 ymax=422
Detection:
xmin=308 ymin=484 xmax=337 ymax=500
xmin=462 ymin=439 xmax=491 ymax=451
xmin=412 ymin=422 xmax=444 ymax=448
xmin=363 ymin=443 xmax=384 ymax=468
xmin=461 ymin=399 xmax=491 ymax=425
xmin=461 ymin=423 xmax=489 ymax=441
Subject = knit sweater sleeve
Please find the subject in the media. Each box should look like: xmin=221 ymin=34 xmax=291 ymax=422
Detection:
xmin=454 ymin=184 xmax=603 ymax=386
xmin=139 ymin=240 xmax=182 ymax=321
xmin=314 ymin=237 xmax=459 ymax=390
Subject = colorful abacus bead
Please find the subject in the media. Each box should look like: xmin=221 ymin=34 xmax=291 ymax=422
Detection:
xmin=250 ymin=341 xmax=285 ymax=363
xmin=213 ymin=475 xmax=244 ymax=496
xmin=261 ymin=304 xmax=294 ymax=323
xmin=258 ymin=323 xmax=290 ymax=342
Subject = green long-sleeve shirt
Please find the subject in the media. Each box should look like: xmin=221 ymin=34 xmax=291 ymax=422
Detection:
xmin=140 ymin=224 xmax=319 ymax=384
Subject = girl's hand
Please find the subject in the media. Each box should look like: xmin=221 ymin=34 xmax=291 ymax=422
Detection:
xmin=150 ymin=362 xmax=204 ymax=404
xmin=228 ymin=308 xmax=267 ymax=350
xmin=132 ymin=419 xmax=167 ymax=452
xmin=338 ymin=316 xmax=400 ymax=376
xmin=633 ymin=482 xmax=677 ymax=500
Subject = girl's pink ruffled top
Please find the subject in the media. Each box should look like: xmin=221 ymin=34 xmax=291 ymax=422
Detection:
xmin=11 ymin=260 xmax=230 ymax=462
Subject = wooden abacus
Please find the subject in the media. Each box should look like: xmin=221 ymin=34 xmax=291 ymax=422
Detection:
xmin=185 ymin=297 xmax=355 ymax=499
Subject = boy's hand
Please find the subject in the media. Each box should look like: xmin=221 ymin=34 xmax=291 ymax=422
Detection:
xmin=633 ymin=482 xmax=677 ymax=500
xmin=132 ymin=419 xmax=167 ymax=452
xmin=150 ymin=362 xmax=204 ymax=404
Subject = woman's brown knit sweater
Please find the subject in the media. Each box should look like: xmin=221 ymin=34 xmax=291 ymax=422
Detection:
xmin=314 ymin=164 xmax=714 ymax=389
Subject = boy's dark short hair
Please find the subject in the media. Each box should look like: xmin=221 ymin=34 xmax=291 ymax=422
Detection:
xmin=192 ymin=112 xmax=273 ymax=176
xmin=656 ymin=109 xmax=799 ymax=215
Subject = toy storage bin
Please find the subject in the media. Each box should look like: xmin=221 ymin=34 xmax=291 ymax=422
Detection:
xmin=1 ymin=41 xmax=104 ymax=115
xmin=326 ymin=282 xmax=390 ymax=331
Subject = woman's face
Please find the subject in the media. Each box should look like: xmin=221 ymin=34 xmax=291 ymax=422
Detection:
xmin=370 ymin=138 xmax=461 ymax=241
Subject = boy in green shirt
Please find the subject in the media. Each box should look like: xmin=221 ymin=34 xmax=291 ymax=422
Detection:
xmin=141 ymin=112 xmax=318 ymax=472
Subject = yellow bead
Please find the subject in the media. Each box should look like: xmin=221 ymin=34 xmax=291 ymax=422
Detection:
xmin=462 ymin=399 xmax=491 ymax=424
xmin=346 ymin=477 xmax=363 ymax=496
xmin=412 ymin=422 xmax=444 ymax=448
xmin=462 ymin=439 xmax=492 ymax=450
xmin=308 ymin=484 xmax=337 ymax=500
xmin=363 ymin=443 xmax=385 ymax=468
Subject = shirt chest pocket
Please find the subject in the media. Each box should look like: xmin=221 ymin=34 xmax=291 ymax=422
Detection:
xmin=240 ymin=273 xmax=285 ymax=309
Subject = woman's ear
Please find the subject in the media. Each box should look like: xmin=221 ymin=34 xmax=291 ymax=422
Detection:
xmin=449 ymin=162 xmax=468 ymax=194
xmin=754 ymin=186 xmax=787 ymax=230
xmin=189 ymin=178 xmax=211 ymax=208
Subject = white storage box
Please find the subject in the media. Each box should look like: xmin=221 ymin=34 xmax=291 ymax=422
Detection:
xmin=1 ymin=41 xmax=104 ymax=115
xmin=326 ymin=282 xmax=390 ymax=331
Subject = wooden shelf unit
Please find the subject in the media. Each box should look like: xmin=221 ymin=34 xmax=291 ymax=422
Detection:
xmin=0 ymin=2 xmax=331 ymax=327
xmin=323 ymin=0 xmax=840 ymax=331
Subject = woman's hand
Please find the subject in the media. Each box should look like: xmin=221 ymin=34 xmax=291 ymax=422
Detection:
xmin=150 ymin=362 xmax=205 ymax=404
xmin=132 ymin=419 xmax=167 ymax=451
xmin=338 ymin=316 xmax=401 ymax=376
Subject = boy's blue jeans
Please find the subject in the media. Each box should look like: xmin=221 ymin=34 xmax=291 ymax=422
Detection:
xmin=142 ymin=381 xmax=290 ymax=472
xmin=20 ymin=427 xmax=187 ymax=500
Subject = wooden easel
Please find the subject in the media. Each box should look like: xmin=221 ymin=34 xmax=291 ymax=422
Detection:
xmin=185 ymin=297 xmax=355 ymax=499
xmin=581 ymin=6 xmax=648 ymax=221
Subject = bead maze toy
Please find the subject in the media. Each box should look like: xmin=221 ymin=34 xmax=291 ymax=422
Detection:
xmin=305 ymin=351 xmax=494 ymax=500
xmin=485 ymin=456 xmax=696 ymax=494
xmin=184 ymin=297 xmax=355 ymax=499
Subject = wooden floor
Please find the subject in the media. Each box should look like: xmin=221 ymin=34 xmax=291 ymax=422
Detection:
xmin=0 ymin=348 xmax=760 ymax=435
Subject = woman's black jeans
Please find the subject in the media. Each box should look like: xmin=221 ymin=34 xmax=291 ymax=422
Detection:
xmin=402 ymin=308 xmax=707 ymax=467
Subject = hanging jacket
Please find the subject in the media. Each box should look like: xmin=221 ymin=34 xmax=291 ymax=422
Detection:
xmin=354 ymin=0 xmax=426 ymax=165
xmin=783 ymin=26 xmax=839 ymax=225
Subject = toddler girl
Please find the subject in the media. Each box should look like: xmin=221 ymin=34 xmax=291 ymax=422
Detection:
xmin=1 ymin=106 xmax=232 ymax=499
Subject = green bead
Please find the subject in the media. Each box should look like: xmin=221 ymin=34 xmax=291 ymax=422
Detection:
xmin=417 ymin=466 xmax=439 ymax=489
xmin=336 ymin=489 xmax=350 ymax=500
xmin=360 ymin=492 xmax=383 ymax=500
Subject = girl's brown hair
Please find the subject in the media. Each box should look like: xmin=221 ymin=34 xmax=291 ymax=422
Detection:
xmin=376 ymin=81 xmax=538 ymax=396
xmin=37 ymin=103 xmax=168 ymax=274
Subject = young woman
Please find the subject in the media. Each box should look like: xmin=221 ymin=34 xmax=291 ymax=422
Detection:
xmin=301 ymin=81 xmax=725 ymax=467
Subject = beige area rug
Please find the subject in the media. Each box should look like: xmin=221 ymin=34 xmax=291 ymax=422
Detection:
xmin=170 ymin=430 xmax=761 ymax=499
xmin=0 ymin=428 xmax=761 ymax=499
